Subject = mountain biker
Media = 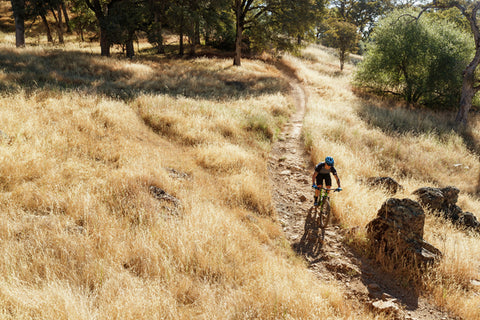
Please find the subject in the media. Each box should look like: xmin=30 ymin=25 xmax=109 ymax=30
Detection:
xmin=312 ymin=156 xmax=341 ymax=206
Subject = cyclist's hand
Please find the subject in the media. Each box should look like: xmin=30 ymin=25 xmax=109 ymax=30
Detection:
xmin=312 ymin=184 xmax=317 ymax=189
xmin=336 ymin=187 xmax=342 ymax=192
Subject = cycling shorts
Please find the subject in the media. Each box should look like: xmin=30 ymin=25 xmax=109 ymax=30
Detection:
xmin=316 ymin=173 xmax=332 ymax=187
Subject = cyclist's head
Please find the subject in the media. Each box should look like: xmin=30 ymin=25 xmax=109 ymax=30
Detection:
xmin=325 ymin=156 xmax=334 ymax=166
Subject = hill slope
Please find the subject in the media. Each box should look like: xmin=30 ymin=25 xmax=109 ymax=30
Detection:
xmin=270 ymin=49 xmax=471 ymax=320
xmin=288 ymin=46 xmax=480 ymax=320
xmin=0 ymin=40 xmax=381 ymax=319
xmin=0 ymin=36 xmax=479 ymax=319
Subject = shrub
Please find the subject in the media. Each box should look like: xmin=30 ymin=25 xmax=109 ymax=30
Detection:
xmin=354 ymin=9 xmax=473 ymax=108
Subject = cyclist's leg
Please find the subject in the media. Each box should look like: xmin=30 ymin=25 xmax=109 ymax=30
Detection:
xmin=315 ymin=174 xmax=329 ymax=204
xmin=314 ymin=175 xmax=325 ymax=205
xmin=314 ymin=192 xmax=320 ymax=206
xmin=324 ymin=174 xmax=332 ymax=193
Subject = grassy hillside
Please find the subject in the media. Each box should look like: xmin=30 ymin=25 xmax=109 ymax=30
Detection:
xmin=0 ymin=36 xmax=381 ymax=319
xmin=1 ymin=26 xmax=479 ymax=318
xmin=294 ymin=46 xmax=480 ymax=320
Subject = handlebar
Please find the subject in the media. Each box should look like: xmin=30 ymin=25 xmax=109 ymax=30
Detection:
xmin=312 ymin=185 xmax=342 ymax=192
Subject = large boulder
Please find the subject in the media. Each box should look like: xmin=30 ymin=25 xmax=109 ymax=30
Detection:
xmin=459 ymin=212 xmax=480 ymax=229
xmin=367 ymin=198 xmax=442 ymax=267
xmin=364 ymin=177 xmax=403 ymax=195
xmin=413 ymin=186 xmax=479 ymax=230
xmin=412 ymin=187 xmax=446 ymax=211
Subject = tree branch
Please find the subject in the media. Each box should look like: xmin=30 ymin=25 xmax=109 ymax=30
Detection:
xmin=84 ymin=0 xmax=95 ymax=12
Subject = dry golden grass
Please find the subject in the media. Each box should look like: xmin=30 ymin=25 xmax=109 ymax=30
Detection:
xmin=0 ymin=40 xmax=382 ymax=319
xmin=4 ymin=30 xmax=478 ymax=318
xmin=298 ymin=44 xmax=480 ymax=320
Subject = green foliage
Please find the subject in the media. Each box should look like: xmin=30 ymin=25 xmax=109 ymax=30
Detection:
xmin=245 ymin=0 xmax=325 ymax=55
xmin=107 ymin=0 xmax=146 ymax=54
xmin=319 ymin=1 xmax=394 ymax=69
xmin=203 ymin=5 xmax=236 ymax=51
xmin=429 ymin=7 xmax=471 ymax=34
xmin=329 ymin=0 xmax=396 ymax=41
xmin=355 ymin=9 xmax=473 ymax=108
xmin=322 ymin=19 xmax=359 ymax=70
xmin=69 ymin=0 xmax=97 ymax=40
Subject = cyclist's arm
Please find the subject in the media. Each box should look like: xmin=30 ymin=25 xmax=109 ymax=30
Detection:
xmin=312 ymin=171 xmax=318 ymax=185
xmin=334 ymin=174 xmax=341 ymax=188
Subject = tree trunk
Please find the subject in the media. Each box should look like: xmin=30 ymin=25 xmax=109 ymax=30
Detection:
xmin=456 ymin=61 xmax=479 ymax=125
xmin=189 ymin=36 xmax=196 ymax=56
xmin=154 ymin=11 xmax=164 ymax=54
xmin=234 ymin=0 xmax=243 ymax=66
xmin=40 ymin=13 xmax=53 ymax=43
xmin=339 ymin=49 xmax=345 ymax=71
xmin=234 ymin=25 xmax=242 ymax=66
xmin=195 ymin=17 xmax=200 ymax=45
xmin=179 ymin=9 xmax=184 ymax=56
xmin=100 ymin=27 xmax=110 ymax=56
xmin=61 ymin=2 xmax=72 ymax=33
xmin=10 ymin=0 xmax=25 ymax=48
xmin=85 ymin=0 xmax=110 ymax=56
xmin=126 ymin=35 xmax=135 ymax=59
xmin=454 ymin=2 xmax=480 ymax=125
xmin=96 ymin=15 xmax=110 ymax=56
xmin=56 ymin=5 xmax=64 ymax=44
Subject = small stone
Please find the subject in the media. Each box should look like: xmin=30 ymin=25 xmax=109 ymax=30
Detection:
xmin=370 ymin=299 xmax=400 ymax=314
xmin=381 ymin=293 xmax=394 ymax=301
xmin=471 ymin=279 xmax=480 ymax=286
xmin=368 ymin=283 xmax=381 ymax=291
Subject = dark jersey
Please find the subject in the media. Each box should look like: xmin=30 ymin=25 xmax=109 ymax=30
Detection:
xmin=315 ymin=162 xmax=337 ymax=175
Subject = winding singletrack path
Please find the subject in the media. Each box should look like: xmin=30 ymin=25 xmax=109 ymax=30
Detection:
xmin=267 ymin=70 xmax=459 ymax=320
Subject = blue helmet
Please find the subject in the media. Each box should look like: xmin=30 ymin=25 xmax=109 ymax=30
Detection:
xmin=325 ymin=156 xmax=334 ymax=166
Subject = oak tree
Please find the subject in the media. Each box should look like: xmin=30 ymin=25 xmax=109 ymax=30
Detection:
xmin=425 ymin=1 xmax=480 ymax=124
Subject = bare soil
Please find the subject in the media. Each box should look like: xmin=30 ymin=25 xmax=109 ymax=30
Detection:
xmin=268 ymin=75 xmax=460 ymax=320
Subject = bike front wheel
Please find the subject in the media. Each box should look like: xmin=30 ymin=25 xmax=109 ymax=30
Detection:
xmin=319 ymin=198 xmax=331 ymax=241
xmin=319 ymin=198 xmax=331 ymax=228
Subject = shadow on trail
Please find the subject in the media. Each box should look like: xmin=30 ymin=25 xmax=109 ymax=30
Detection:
xmin=292 ymin=239 xmax=324 ymax=258
xmin=354 ymin=250 xmax=421 ymax=311
xmin=0 ymin=48 xmax=287 ymax=101
xmin=292 ymin=211 xmax=423 ymax=312
xmin=294 ymin=234 xmax=422 ymax=312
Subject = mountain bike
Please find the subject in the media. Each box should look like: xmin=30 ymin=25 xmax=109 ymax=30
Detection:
xmin=300 ymin=186 xmax=341 ymax=255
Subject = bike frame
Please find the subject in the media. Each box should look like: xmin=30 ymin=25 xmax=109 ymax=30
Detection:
xmin=313 ymin=186 xmax=341 ymax=207
xmin=300 ymin=186 xmax=340 ymax=255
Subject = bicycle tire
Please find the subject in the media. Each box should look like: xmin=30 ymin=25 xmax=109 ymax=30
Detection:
xmin=320 ymin=198 xmax=331 ymax=228
xmin=319 ymin=198 xmax=331 ymax=242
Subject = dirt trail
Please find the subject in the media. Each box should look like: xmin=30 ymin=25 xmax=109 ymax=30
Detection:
xmin=268 ymin=76 xmax=459 ymax=320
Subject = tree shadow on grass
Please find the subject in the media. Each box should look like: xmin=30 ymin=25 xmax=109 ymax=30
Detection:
xmin=358 ymin=100 xmax=480 ymax=152
xmin=357 ymin=100 xmax=480 ymax=195
xmin=0 ymin=47 xmax=288 ymax=101
xmin=357 ymin=102 xmax=458 ymax=137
